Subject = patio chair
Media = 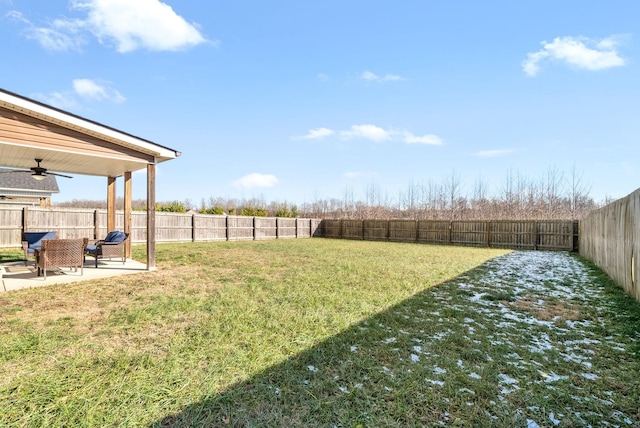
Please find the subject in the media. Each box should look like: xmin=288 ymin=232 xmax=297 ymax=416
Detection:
xmin=36 ymin=238 xmax=88 ymax=280
xmin=22 ymin=231 xmax=57 ymax=266
xmin=84 ymin=231 xmax=129 ymax=268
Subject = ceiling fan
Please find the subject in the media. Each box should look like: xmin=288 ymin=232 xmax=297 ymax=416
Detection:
xmin=0 ymin=158 xmax=73 ymax=180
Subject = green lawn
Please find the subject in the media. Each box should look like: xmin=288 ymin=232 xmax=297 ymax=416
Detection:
xmin=1 ymin=239 xmax=639 ymax=427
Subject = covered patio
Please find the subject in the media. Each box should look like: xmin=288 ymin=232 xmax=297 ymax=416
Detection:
xmin=1 ymin=258 xmax=149 ymax=292
xmin=0 ymin=88 xmax=181 ymax=279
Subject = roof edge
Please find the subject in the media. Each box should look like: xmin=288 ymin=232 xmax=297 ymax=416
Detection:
xmin=0 ymin=88 xmax=180 ymax=161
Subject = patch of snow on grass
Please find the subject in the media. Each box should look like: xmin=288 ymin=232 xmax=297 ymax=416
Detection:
xmin=581 ymin=373 xmax=598 ymax=380
xmin=433 ymin=366 xmax=447 ymax=375
xmin=540 ymin=371 xmax=569 ymax=383
xmin=498 ymin=373 xmax=519 ymax=385
xmin=527 ymin=419 xmax=540 ymax=428
xmin=561 ymin=352 xmax=592 ymax=368
xmin=433 ymin=331 xmax=450 ymax=340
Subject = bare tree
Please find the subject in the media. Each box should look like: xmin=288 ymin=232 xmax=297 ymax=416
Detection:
xmin=567 ymin=164 xmax=592 ymax=219
xmin=58 ymin=166 xmax=601 ymax=221
xmin=544 ymin=165 xmax=565 ymax=219
xmin=500 ymin=169 xmax=516 ymax=218
xmin=443 ymin=170 xmax=462 ymax=219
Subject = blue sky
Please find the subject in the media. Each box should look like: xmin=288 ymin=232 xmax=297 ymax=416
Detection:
xmin=1 ymin=1 xmax=638 ymax=205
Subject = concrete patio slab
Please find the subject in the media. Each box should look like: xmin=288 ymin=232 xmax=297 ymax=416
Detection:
xmin=1 ymin=259 xmax=149 ymax=292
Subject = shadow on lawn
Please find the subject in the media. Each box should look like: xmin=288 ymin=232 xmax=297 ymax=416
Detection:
xmin=153 ymin=298 xmax=444 ymax=426
xmin=150 ymin=255 xmax=640 ymax=428
xmin=150 ymin=263 xmax=512 ymax=428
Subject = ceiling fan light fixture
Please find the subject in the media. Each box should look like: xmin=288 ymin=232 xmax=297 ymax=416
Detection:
xmin=32 ymin=173 xmax=46 ymax=181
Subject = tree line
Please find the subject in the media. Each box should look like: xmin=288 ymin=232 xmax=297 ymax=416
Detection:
xmin=54 ymin=167 xmax=608 ymax=220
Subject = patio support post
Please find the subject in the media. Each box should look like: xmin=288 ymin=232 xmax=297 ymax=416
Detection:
xmin=124 ymin=171 xmax=132 ymax=259
xmin=107 ymin=176 xmax=117 ymax=234
xmin=147 ymin=163 xmax=156 ymax=271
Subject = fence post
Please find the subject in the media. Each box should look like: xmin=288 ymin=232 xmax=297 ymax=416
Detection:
xmin=192 ymin=213 xmax=196 ymax=243
xmin=253 ymin=217 xmax=256 ymax=240
xmin=415 ymin=220 xmax=419 ymax=243
xmin=276 ymin=217 xmax=280 ymax=239
xmin=225 ymin=216 xmax=230 ymax=241
xmin=534 ymin=221 xmax=539 ymax=251
xmin=94 ymin=210 xmax=99 ymax=239
xmin=486 ymin=221 xmax=491 ymax=248
xmin=21 ymin=207 xmax=28 ymax=234
xmin=449 ymin=221 xmax=453 ymax=245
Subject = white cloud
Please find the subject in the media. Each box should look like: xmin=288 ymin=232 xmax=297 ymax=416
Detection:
xmin=32 ymin=79 xmax=125 ymax=109
xmin=234 ymin=173 xmax=279 ymax=189
xmin=523 ymin=35 xmax=626 ymax=77
xmin=71 ymin=0 xmax=208 ymax=52
xmin=403 ymin=132 xmax=444 ymax=145
xmin=7 ymin=10 xmax=86 ymax=51
xmin=341 ymin=124 xmax=391 ymax=142
xmin=298 ymin=127 xmax=334 ymax=140
xmin=300 ymin=124 xmax=444 ymax=146
xmin=473 ymin=149 xmax=515 ymax=158
xmin=361 ymin=71 xmax=404 ymax=82
xmin=10 ymin=0 xmax=208 ymax=52
xmin=73 ymin=79 xmax=125 ymax=103
xmin=32 ymin=91 xmax=79 ymax=110
xmin=30 ymin=27 xmax=85 ymax=51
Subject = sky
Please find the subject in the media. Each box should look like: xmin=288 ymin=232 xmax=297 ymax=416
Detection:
xmin=1 ymin=1 xmax=639 ymax=206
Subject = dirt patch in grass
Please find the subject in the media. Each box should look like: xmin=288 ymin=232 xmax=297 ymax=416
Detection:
xmin=505 ymin=295 xmax=583 ymax=321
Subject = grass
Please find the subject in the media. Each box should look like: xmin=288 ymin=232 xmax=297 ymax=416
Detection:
xmin=0 ymin=247 xmax=24 ymax=263
xmin=1 ymin=239 xmax=639 ymax=427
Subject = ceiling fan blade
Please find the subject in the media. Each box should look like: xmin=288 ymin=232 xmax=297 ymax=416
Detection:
xmin=48 ymin=171 xmax=73 ymax=179
xmin=0 ymin=168 xmax=31 ymax=174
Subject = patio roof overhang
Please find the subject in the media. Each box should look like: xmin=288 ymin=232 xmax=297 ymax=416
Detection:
xmin=0 ymin=88 xmax=180 ymax=175
xmin=0 ymin=87 xmax=181 ymax=271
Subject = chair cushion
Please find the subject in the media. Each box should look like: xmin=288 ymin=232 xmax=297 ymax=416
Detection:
xmin=85 ymin=245 xmax=98 ymax=253
xmin=24 ymin=231 xmax=57 ymax=249
xmin=111 ymin=231 xmax=127 ymax=243
xmin=104 ymin=231 xmax=120 ymax=242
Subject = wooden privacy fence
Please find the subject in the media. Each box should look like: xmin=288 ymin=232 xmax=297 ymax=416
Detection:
xmin=0 ymin=206 xmax=577 ymax=252
xmin=321 ymin=219 xmax=579 ymax=251
xmin=0 ymin=206 xmax=322 ymax=248
xmin=580 ymin=188 xmax=640 ymax=302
